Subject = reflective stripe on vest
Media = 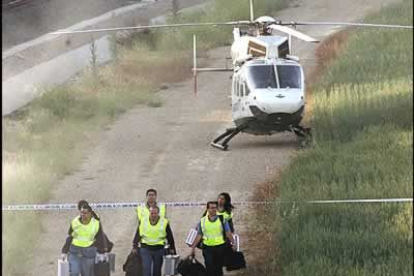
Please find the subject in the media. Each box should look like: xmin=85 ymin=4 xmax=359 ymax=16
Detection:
xmin=140 ymin=217 xmax=168 ymax=246
xmin=136 ymin=203 xmax=166 ymax=221
xmin=201 ymin=216 xmax=225 ymax=246
xmin=217 ymin=210 xmax=232 ymax=222
xmin=71 ymin=217 xmax=100 ymax=248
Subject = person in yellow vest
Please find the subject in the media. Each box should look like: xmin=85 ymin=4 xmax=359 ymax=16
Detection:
xmin=61 ymin=204 xmax=108 ymax=276
xmin=132 ymin=206 xmax=176 ymax=276
xmin=217 ymin=192 xmax=235 ymax=233
xmin=191 ymin=201 xmax=236 ymax=276
xmin=136 ymin=189 xmax=167 ymax=225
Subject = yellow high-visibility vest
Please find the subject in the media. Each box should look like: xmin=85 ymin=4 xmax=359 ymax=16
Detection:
xmin=136 ymin=203 xmax=166 ymax=222
xmin=217 ymin=210 xmax=232 ymax=222
xmin=71 ymin=217 xmax=100 ymax=248
xmin=200 ymin=216 xmax=225 ymax=246
xmin=140 ymin=217 xmax=168 ymax=246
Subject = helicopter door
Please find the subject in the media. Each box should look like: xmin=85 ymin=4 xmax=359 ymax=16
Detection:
xmin=231 ymin=75 xmax=242 ymax=120
xmin=236 ymin=78 xmax=244 ymax=119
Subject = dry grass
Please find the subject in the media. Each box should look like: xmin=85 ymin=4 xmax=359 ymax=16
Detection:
xmin=234 ymin=179 xmax=281 ymax=276
xmin=303 ymin=30 xmax=350 ymax=126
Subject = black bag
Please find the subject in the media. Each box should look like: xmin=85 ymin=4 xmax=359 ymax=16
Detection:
xmin=177 ymin=255 xmax=206 ymax=276
xmin=225 ymin=251 xmax=246 ymax=271
xmin=95 ymin=233 xmax=114 ymax=253
xmin=94 ymin=261 xmax=110 ymax=276
xmin=123 ymin=251 xmax=143 ymax=276
xmin=104 ymin=234 xmax=114 ymax=253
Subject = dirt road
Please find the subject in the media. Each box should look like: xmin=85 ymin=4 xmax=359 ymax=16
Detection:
xmin=25 ymin=0 xmax=397 ymax=275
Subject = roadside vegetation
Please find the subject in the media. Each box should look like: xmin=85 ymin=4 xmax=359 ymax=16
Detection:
xmin=272 ymin=0 xmax=413 ymax=275
xmin=2 ymin=0 xmax=288 ymax=274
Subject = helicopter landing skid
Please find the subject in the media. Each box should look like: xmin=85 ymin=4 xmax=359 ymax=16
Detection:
xmin=211 ymin=127 xmax=242 ymax=151
xmin=292 ymin=125 xmax=312 ymax=147
xmin=292 ymin=125 xmax=312 ymax=137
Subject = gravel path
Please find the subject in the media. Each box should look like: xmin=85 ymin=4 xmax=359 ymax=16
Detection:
xmin=21 ymin=0 xmax=398 ymax=275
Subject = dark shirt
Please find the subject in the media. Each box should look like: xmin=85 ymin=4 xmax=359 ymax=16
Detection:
xmin=61 ymin=217 xmax=107 ymax=254
xmin=227 ymin=218 xmax=235 ymax=233
xmin=133 ymin=218 xmax=176 ymax=252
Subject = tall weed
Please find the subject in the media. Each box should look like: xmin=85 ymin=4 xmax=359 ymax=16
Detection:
xmin=274 ymin=0 xmax=413 ymax=275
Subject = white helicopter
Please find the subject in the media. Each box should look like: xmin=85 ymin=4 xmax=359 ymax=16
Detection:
xmin=51 ymin=0 xmax=412 ymax=150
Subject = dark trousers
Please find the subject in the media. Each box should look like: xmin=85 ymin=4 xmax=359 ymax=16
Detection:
xmin=202 ymin=244 xmax=226 ymax=276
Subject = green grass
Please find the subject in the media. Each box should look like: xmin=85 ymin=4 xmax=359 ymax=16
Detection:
xmin=142 ymin=0 xmax=289 ymax=51
xmin=273 ymin=0 xmax=413 ymax=275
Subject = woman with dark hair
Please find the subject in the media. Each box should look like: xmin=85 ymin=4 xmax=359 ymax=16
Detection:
xmin=78 ymin=200 xmax=99 ymax=220
xmin=217 ymin=193 xmax=235 ymax=233
xmin=61 ymin=204 xmax=108 ymax=276
xmin=76 ymin=200 xmax=114 ymax=253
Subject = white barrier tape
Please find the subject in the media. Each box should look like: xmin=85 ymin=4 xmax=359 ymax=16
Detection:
xmin=2 ymin=198 xmax=412 ymax=211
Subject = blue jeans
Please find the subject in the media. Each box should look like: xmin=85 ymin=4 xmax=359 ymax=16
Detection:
xmin=140 ymin=247 xmax=165 ymax=276
xmin=68 ymin=245 xmax=97 ymax=276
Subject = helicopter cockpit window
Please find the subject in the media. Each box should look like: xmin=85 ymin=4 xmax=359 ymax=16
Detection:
xmin=246 ymin=65 xmax=277 ymax=89
xmin=238 ymin=81 xmax=243 ymax=97
xmin=276 ymin=65 xmax=302 ymax=89
xmin=244 ymin=82 xmax=251 ymax=96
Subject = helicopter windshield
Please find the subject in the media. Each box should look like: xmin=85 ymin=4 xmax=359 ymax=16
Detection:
xmin=246 ymin=65 xmax=302 ymax=90
xmin=277 ymin=65 xmax=302 ymax=89
xmin=246 ymin=65 xmax=277 ymax=89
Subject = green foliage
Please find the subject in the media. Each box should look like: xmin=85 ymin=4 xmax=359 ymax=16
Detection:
xmin=140 ymin=0 xmax=289 ymax=52
xmin=274 ymin=0 xmax=413 ymax=275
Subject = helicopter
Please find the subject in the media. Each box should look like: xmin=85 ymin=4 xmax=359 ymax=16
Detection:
xmin=51 ymin=0 xmax=413 ymax=150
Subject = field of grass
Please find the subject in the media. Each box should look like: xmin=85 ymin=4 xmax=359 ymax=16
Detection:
xmin=272 ymin=0 xmax=413 ymax=275
xmin=2 ymin=0 xmax=289 ymax=274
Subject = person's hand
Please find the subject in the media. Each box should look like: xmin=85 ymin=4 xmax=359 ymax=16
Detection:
xmin=232 ymin=243 xmax=238 ymax=251
xmin=61 ymin=253 xmax=68 ymax=261
xmin=131 ymin=248 xmax=138 ymax=255
xmin=190 ymin=247 xmax=195 ymax=256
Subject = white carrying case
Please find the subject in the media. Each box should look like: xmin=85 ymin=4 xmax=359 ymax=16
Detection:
xmin=185 ymin=228 xmax=198 ymax=246
xmin=163 ymin=254 xmax=180 ymax=276
xmin=57 ymin=259 xmax=69 ymax=276
xmin=233 ymin=234 xmax=240 ymax=252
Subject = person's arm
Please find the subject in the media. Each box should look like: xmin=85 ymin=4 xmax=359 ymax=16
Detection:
xmin=223 ymin=221 xmax=236 ymax=249
xmin=190 ymin=222 xmax=203 ymax=254
xmin=61 ymin=225 xmax=73 ymax=254
xmin=190 ymin=234 xmax=202 ymax=256
xmin=225 ymin=231 xmax=235 ymax=245
xmin=132 ymin=226 xmax=141 ymax=250
xmin=166 ymin=223 xmax=176 ymax=254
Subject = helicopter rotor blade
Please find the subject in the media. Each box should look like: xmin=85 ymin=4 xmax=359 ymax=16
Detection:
xmin=286 ymin=21 xmax=413 ymax=29
xmin=268 ymin=25 xmax=319 ymax=43
xmin=49 ymin=21 xmax=252 ymax=35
